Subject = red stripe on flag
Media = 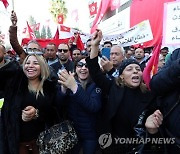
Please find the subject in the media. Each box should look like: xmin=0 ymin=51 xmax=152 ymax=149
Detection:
xmin=76 ymin=34 xmax=85 ymax=51
xmin=27 ymin=22 xmax=36 ymax=40
xmin=90 ymin=0 xmax=111 ymax=34
xmin=60 ymin=25 xmax=71 ymax=32
xmin=143 ymin=39 xmax=162 ymax=89
xmin=1 ymin=0 xmax=9 ymax=8
xmin=53 ymin=27 xmax=59 ymax=39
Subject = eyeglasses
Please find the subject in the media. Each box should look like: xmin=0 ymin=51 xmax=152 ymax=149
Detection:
xmin=58 ymin=49 xmax=69 ymax=53
xmin=26 ymin=48 xmax=43 ymax=55
xmin=77 ymin=62 xmax=88 ymax=68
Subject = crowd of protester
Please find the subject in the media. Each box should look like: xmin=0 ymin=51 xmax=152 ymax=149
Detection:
xmin=0 ymin=11 xmax=179 ymax=154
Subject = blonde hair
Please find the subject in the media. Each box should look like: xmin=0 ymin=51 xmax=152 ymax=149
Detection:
xmin=23 ymin=55 xmax=50 ymax=98
xmin=115 ymin=76 xmax=148 ymax=93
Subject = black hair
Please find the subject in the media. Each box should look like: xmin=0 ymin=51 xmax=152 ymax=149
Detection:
xmin=72 ymin=48 xmax=81 ymax=53
xmin=104 ymin=41 xmax=112 ymax=47
xmin=86 ymin=38 xmax=92 ymax=44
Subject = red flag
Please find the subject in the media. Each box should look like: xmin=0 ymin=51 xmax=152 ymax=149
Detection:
xmin=1 ymin=0 xmax=9 ymax=8
xmin=60 ymin=25 xmax=71 ymax=32
xmin=110 ymin=0 xmax=120 ymax=11
xmin=89 ymin=2 xmax=97 ymax=16
xmin=27 ymin=22 xmax=36 ymax=40
xmin=130 ymin=0 xmax=174 ymax=47
xmin=90 ymin=0 xmax=111 ymax=34
xmin=76 ymin=34 xmax=85 ymax=51
xmin=53 ymin=27 xmax=59 ymax=39
xmin=143 ymin=39 xmax=162 ymax=89
xmin=58 ymin=14 xmax=64 ymax=24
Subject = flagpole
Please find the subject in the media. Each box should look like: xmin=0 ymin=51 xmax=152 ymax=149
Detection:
xmin=12 ymin=0 xmax=14 ymax=11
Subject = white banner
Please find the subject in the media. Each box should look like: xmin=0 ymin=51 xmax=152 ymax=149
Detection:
xmin=163 ymin=1 xmax=180 ymax=45
xmin=102 ymin=20 xmax=153 ymax=47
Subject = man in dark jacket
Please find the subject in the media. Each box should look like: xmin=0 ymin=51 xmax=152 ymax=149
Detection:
xmin=150 ymin=48 xmax=180 ymax=154
xmin=51 ymin=43 xmax=74 ymax=75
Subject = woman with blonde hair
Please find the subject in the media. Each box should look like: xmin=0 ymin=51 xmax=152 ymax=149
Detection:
xmin=0 ymin=54 xmax=62 ymax=154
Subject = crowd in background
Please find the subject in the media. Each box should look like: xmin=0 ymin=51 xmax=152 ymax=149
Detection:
xmin=0 ymin=11 xmax=179 ymax=154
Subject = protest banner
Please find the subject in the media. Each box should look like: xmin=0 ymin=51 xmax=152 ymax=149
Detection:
xmin=102 ymin=20 xmax=153 ymax=47
xmin=163 ymin=1 xmax=180 ymax=45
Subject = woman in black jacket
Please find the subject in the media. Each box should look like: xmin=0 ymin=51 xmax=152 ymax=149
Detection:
xmin=86 ymin=30 xmax=163 ymax=153
xmin=0 ymin=54 xmax=62 ymax=154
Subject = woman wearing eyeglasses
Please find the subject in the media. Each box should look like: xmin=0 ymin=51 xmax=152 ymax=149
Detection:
xmin=58 ymin=58 xmax=102 ymax=154
xmin=0 ymin=54 xmax=63 ymax=154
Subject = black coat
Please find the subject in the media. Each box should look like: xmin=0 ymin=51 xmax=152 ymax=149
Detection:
xmin=0 ymin=60 xmax=62 ymax=154
xmin=86 ymin=57 xmax=154 ymax=152
xmin=51 ymin=59 xmax=74 ymax=75
xmin=150 ymin=48 xmax=180 ymax=153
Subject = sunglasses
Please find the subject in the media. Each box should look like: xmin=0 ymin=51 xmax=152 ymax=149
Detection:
xmin=77 ymin=62 xmax=88 ymax=68
xmin=58 ymin=49 xmax=69 ymax=53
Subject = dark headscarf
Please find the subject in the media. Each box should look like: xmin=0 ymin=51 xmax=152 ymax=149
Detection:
xmin=118 ymin=59 xmax=141 ymax=75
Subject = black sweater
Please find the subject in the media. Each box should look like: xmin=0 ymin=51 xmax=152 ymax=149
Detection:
xmin=86 ymin=56 xmax=154 ymax=152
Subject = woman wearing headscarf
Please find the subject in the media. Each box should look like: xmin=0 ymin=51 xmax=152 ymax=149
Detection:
xmin=85 ymin=30 xmax=163 ymax=153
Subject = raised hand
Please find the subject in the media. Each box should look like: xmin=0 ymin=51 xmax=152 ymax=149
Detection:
xmin=90 ymin=29 xmax=103 ymax=59
xmin=145 ymin=110 xmax=163 ymax=134
xmin=91 ymin=29 xmax=103 ymax=46
xmin=58 ymin=69 xmax=78 ymax=93
xmin=11 ymin=11 xmax=17 ymax=26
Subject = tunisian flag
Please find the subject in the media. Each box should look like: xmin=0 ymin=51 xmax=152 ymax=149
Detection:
xmin=27 ymin=22 xmax=36 ymax=40
xmin=89 ymin=2 xmax=97 ymax=16
xmin=91 ymin=0 xmax=111 ymax=33
xmin=58 ymin=14 xmax=64 ymax=24
xmin=143 ymin=39 xmax=162 ymax=89
xmin=1 ymin=0 xmax=9 ymax=8
xmin=60 ymin=25 xmax=71 ymax=32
